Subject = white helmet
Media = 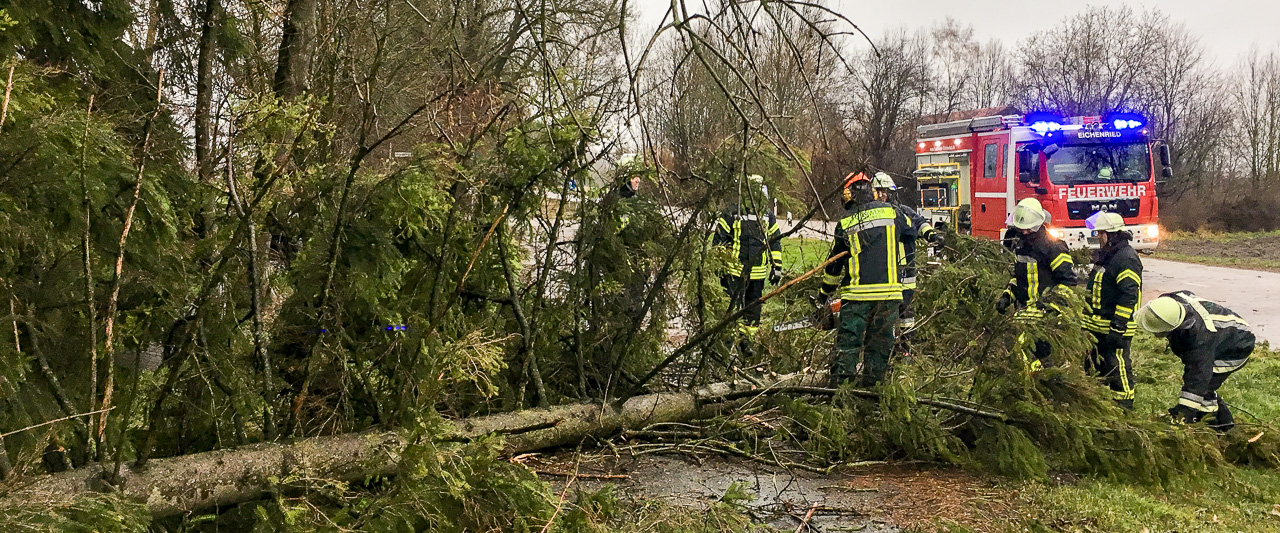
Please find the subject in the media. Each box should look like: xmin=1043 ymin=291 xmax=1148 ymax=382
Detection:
xmin=871 ymin=172 xmax=898 ymax=190
xmin=1085 ymin=211 xmax=1125 ymax=233
xmin=1011 ymin=198 xmax=1047 ymax=231
xmin=617 ymin=153 xmax=641 ymax=167
xmin=747 ymin=174 xmax=769 ymax=197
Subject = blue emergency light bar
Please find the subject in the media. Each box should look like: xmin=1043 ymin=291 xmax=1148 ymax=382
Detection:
xmin=1104 ymin=112 xmax=1145 ymax=130
xmin=1024 ymin=112 xmax=1064 ymax=135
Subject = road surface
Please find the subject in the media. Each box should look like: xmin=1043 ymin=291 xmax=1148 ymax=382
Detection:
xmin=1142 ymin=258 xmax=1279 ymax=346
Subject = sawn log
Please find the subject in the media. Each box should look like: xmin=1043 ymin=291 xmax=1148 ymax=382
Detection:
xmin=0 ymin=372 xmax=826 ymax=517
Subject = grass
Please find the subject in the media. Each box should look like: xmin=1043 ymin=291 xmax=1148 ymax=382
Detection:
xmin=1153 ymin=230 xmax=1280 ymax=272
xmin=1154 ymin=252 xmax=1280 ymax=273
xmin=1004 ymin=334 xmax=1280 ymax=532
xmin=781 ymin=236 xmax=833 ymax=274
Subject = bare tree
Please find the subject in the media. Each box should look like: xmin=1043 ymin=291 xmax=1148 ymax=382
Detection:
xmin=964 ymin=40 xmax=1016 ymax=110
xmin=1016 ymin=6 xmax=1164 ymax=115
xmin=925 ymin=18 xmax=977 ymax=118
xmin=849 ymin=30 xmax=929 ymax=174
xmin=1234 ymin=49 xmax=1280 ymax=193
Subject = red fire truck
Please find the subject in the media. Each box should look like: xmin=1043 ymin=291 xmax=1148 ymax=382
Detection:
xmin=913 ymin=110 xmax=1169 ymax=250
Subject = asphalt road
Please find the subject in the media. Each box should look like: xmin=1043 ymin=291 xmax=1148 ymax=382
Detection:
xmin=1141 ymin=257 xmax=1279 ymax=346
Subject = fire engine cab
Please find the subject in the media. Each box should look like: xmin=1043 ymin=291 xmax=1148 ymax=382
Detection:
xmin=913 ymin=111 xmax=1169 ymax=250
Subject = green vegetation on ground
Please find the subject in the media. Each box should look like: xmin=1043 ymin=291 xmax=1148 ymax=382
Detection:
xmin=1154 ymin=230 xmax=1280 ymax=272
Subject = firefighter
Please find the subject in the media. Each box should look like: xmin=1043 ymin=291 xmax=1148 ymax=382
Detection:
xmin=1136 ymin=292 xmax=1254 ymax=432
xmin=996 ymin=198 xmax=1076 ymax=370
xmin=712 ymin=174 xmax=783 ymax=356
xmin=617 ymin=153 xmax=642 ymax=200
xmin=609 ymin=153 xmax=659 ymax=323
xmin=819 ymin=172 xmax=913 ymax=386
xmin=871 ymin=172 xmax=943 ymax=343
xmin=1082 ymin=211 xmax=1142 ymax=409
xmin=615 ymin=153 xmax=644 ymax=231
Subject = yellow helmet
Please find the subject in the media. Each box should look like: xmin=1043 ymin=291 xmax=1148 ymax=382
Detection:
xmin=1136 ymin=297 xmax=1186 ymax=333
xmin=1011 ymin=198 xmax=1047 ymax=231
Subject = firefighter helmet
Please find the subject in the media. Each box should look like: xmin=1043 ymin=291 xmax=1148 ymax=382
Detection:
xmin=842 ymin=172 xmax=870 ymax=204
xmin=1011 ymin=198 xmax=1047 ymax=231
xmin=618 ymin=152 xmax=641 ymax=168
xmin=871 ymin=172 xmax=898 ymax=190
xmin=1085 ymin=211 xmax=1125 ymax=233
xmin=747 ymin=174 xmax=769 ymax=199
xmin=1136 ymin=297 xmax=1186 ymax=333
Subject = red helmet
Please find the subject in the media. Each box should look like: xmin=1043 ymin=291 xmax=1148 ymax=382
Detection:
xmin=843 ymin=172 xmax=870 ymax=204
xmin=843 ymin=172 xmax=870 ymax=188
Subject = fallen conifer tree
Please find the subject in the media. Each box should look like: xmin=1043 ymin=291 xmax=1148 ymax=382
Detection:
xmin=0 ymin=371 xmax=833 ymax=517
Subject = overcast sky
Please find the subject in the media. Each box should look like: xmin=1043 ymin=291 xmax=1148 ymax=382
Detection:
xmin=631 ymin=0 xmax=1277 ymax=66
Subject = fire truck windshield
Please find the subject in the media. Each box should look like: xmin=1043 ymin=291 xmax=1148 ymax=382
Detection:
xmin=1045 ymin=142 xmax=1151 ymax=185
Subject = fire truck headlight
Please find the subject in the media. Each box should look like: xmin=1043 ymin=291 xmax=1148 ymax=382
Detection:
xmin=1049 ymin=228 xmax=1064 ymax=239
xmin=1147 ymin=225 xmax=1159 ymax=239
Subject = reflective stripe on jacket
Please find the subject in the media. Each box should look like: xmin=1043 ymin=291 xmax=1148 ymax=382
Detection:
xmin=1002 ymin=229 xmax=1076 ymax=309
xmin=894 ymin=204 xmax=933 ymax=289
xmin=1084 ymin=238 xmax=1142 ymax=336
xmin=821 ymin=202 xmax=911 ymax=301
xmin=713 ymin=207 xmax=782 ymax=280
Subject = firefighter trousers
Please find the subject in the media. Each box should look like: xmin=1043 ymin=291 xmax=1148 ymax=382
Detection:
xmin=831 ymin=300 xmax=899 ymax=387
xmin=1086 ymin=332 xmax=1136 ymax=409
xmin=897 ymin=288 xmax=917 ymax=337
xmin=720 ymin=275 xmax=765 ymax=327
xmin=721 ymin=275 xmax=764 ymax=358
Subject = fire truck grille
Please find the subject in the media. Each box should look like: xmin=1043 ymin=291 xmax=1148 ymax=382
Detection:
xmin=1066 ymin=197 xmax=1141 ymax=220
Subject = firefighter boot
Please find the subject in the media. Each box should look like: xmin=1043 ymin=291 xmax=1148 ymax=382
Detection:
xmin=736 ymin=324 xmax=758 ymax=363
xmin=1210 ymin=398 xmax=1235 ymax=433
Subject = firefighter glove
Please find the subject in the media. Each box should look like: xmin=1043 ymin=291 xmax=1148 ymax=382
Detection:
xmin=928 ymin=231 xmax=945 ymax=247
xmin=995 ymin=293 xmax=1012 ymax=314
xmin=769 ymin=266 xmax=783 ymax=286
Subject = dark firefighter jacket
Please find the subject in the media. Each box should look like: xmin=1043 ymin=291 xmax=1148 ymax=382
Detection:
xmin=1162 ymin=291 xmax=1256 ymax=414
xmin=821 ymin=201 xmax=913 ymax=301
xmin=713 ymin=206 xmax=782 ymax=280
xmin=894 ymin=204 xmax=937 ymax=290
xmin=1002 ymin=229 xmax=1076 ymax=314
xmin=1084 ymin=236 xmax=1143 ymax=336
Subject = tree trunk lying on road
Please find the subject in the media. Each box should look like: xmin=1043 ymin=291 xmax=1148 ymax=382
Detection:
xmin=0 ymin=372 xmax=828 ymax=518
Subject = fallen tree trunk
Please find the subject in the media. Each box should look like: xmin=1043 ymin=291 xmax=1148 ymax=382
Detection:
xmin=1 ymin=372 xmax=827 ymax=517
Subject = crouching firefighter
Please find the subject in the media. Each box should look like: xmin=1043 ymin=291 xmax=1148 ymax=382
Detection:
xmin=871 ymin=172 xmax=943 ymax=349
xmin=996 ymin=198 xmax=1076 ymax=370
xmin=712 ymin=174 xmax=783 ymax=357
xmin=820 ymin=172 xmax=913 ymax=387
xmin=1136 ymin=292 xmax=1255 ymax=432
xmin=1082 ymin=211 xmax=1142 ymax=410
